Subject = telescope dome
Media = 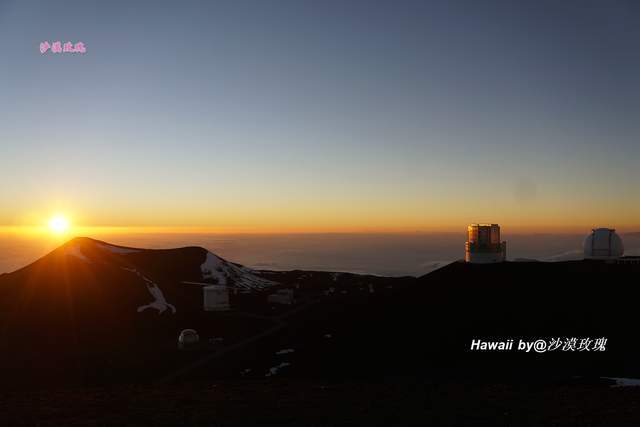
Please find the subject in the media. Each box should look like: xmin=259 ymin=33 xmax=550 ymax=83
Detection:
xmin=583 ymin=228 xmax=624 ymax=260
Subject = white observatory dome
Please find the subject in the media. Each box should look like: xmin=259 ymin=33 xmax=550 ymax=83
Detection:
xmin=583 ymin=228 xmax=624 ymax=260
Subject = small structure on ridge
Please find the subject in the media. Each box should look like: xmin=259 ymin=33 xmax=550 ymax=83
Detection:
xmin=465 ymin=223 xmax=507 ymax=264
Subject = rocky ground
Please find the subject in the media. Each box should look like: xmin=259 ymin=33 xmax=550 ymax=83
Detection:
xmin=2 ymin=379 xmax=640 ymax=426
xmin=4 ymin=241 xmax=640 ymax=425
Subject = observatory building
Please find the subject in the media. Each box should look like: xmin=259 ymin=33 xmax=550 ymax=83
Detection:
xmin=465 ymin=224 xmax=507 ymax=264
xmin=203 ymin=285 xmax=231 ymax=312
xmin=583 ymin=228 xmax=624 ymax=260
xmin=182 ymin=281 xmax=232 ymax=311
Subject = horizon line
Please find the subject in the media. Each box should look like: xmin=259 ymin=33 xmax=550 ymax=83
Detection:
xmin=1 ymin=225 xmax=639 ymax=236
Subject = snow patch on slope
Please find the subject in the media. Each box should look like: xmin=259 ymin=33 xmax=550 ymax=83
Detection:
xmin=65 ymin=244 xmax=91 ymax=263
xmin=122 ymin=267 xmax=176 ymax=314
xmin=265 ymin=362 xmax=291 ymax=377
xmin=604 ymin=377 xmax=640 ymax=387
xmin=202 ymin=252 xmax=228 ymax=284
xmin=201 ymin=252 xmax=276 ymax=291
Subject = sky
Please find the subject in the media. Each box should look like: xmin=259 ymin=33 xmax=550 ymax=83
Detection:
xmin=1 ymin=0 xmax=639 ymax=233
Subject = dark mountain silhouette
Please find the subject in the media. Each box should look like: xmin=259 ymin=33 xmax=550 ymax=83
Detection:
xmin=194 ymin=259 xmax=640 ymax=384
xmin=0 ymin=237 xmax=277 ymax=386
xmin=1 ymin=238 xmax=640 ymax=389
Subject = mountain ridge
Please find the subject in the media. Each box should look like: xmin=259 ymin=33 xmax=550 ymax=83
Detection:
xmin=3 ymin=238 xmax=640 ymax=389
xmin=3 ymin=236 xmax=277 ymax=290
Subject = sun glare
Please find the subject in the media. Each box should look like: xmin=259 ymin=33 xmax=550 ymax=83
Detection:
xmin=48 ymin=215 xmax=70 ymax=235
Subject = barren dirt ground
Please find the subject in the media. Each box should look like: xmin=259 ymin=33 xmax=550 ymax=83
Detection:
xmin=2 ymin=379 xmax=640 ymax=426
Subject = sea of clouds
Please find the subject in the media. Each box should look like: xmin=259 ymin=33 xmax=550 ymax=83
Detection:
xmin=1 ymin=232 xmax=639 ymax=277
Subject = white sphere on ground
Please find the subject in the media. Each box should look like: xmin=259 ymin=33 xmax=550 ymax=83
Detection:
xmin=583 ymin=228 xmax=624 ymax=260
xmin=178 ymin=329 xmax=199 ymax=346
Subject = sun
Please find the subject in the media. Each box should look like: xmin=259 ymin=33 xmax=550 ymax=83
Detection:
xmin=48 ymin=215 xmax=70 ymax=235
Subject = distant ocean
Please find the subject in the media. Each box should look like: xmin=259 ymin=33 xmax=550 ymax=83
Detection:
xmin=1 ymin=232 xmax=639 ymax=277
